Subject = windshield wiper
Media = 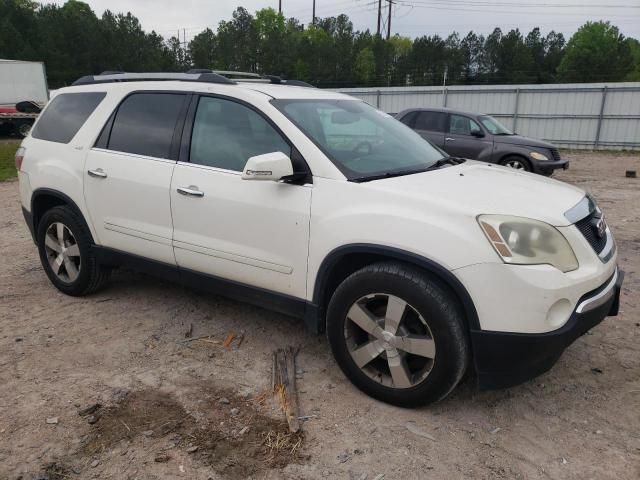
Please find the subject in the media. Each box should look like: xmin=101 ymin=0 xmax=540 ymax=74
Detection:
xmin=351 ymin=157 xmax=466 ymax=182
xmin=351 ymin=168 xmax=431 ymax=182
xmin=430 ymin=156 xmax=466 ymax=168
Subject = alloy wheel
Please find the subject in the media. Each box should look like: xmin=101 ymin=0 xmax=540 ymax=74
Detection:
xmin=44 ymin=222 xmax=81 ymax=283
xmin=344 ymin=293 xmax=436 ymax=389
xmin=505 ymin=159 xmax=526 ymax=170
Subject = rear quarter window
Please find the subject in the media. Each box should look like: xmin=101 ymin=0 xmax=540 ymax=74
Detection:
xmin=31 ymin=92 xmax=106 ymax=143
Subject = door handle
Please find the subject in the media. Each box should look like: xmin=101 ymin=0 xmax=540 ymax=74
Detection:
xmin=177 ymin=186 xmax=205 ymax=197
xmin=87 ymin=168 xmax=107 ymax=178
xmin=445 ymin=137 xmax=455 ymax=141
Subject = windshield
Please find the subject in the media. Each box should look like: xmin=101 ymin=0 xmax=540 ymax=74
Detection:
xmin=479 ymin=115 xmax=513 ymax=135
xmin=272 ymin=99 xmax=446 ymax=180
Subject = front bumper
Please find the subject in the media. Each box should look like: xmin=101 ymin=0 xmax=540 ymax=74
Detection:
xmin=471 ymin=268 xmax=623 ymax=389
xmin=532 ymin=159 xmax=569 ymax=174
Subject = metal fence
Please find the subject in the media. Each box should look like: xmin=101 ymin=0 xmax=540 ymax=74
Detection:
xmin=334 ymin=82 xmax=640 ymax=150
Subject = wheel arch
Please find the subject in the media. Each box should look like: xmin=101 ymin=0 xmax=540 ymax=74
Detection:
xmin=31 ymin=188 xmax=95 ymax=243
xmin=307 ymin=244 xmax=480 ymax=334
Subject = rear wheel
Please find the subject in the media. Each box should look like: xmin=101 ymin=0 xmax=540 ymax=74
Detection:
xmin=36 ymin=206 xmax=110 ymax=296
xmin=500 ymin=155 xmax=531 ymax=172
xmin=327 ymin=262 xmax=469 ymax=407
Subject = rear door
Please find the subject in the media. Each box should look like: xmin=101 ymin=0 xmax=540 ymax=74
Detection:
xmin=84 ymin=92 xmax=188 ymax=264
xmin=444 ymin=113 xmax=491 ymax=159
xmin=412 ymin=111 xmax=446 ymax=148
xmin=169 ymin=94 xmax=312 ymax=299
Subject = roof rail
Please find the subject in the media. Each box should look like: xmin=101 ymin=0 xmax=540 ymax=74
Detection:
xmin=193 ymin=69 xmax=315 ymax=88
xmin=72 ymin=72 xmax=236 ymax=86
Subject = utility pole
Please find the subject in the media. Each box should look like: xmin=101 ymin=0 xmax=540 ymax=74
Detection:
xmin=387 ymin=0 xmax=393 ymax=40
xmin=377 ymin=0 xmax=382 ymax=36
xmin=312 ymin=0 xmax=316 ymax=24
xmin=278 ymin=0 xmax=282 ymax=14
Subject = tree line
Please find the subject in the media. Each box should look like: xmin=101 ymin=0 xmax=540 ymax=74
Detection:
xmin=1 ymin=0 xmax=639 ymax=89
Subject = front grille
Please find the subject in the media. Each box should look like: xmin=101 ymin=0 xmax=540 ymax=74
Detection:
xmin=550 ymin=148 xmax=561 ymax=161
xmin=575 ymin=212 xmax=607 ymax=254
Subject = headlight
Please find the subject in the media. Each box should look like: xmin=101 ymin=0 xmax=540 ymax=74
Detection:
xmin=478 ymin=215 xmax=578 ymax=272
xmin=530 ymin=151 xmax=549 ymax=161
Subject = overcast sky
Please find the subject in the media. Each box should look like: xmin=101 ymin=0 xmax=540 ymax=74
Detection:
xmin=50 ymin=0 xmax=640 ymax=42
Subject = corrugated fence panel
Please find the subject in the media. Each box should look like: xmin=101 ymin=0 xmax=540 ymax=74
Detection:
xmin=335 ymin=83 xmax=640 ymax=150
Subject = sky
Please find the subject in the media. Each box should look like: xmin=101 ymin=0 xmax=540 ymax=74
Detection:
xmin=49 ymin=0 xmax=640 ymax=43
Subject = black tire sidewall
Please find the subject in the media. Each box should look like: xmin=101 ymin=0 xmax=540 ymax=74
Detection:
xmin=327 ymin=263 xmax=469 ymax=407
xmin=36 ymin=206 xmax=94 ymax=295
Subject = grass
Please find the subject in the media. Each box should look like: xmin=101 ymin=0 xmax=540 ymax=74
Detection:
xmin=0 ymin=140 xmax=20 ymax=181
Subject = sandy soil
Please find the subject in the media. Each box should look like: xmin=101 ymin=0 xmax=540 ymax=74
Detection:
xmin=0 ymin=151 xmax=639 ymax=480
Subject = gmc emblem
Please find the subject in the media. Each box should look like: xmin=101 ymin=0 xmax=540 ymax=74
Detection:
xmin=595 ymin=216 xmax=607 ymax=239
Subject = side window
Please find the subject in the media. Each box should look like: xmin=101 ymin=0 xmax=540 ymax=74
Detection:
xmin=415 ymin=111 xmax=446 ymax=132
xmin=190 ymin=96 xmax=291 ymax=172
xmin=107 ymin=93 xmax=186 ymax=159
xmin=449 ymin=114 xmax=481 ymax=136
xmin=31 ymin=92 xmax=106 ymax=143
xmin=398 ymin=111 xmax=418 ymax=128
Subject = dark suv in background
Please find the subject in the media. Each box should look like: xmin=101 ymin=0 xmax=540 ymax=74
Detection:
xmin=396 ymin=107 xmax=569 ymax=176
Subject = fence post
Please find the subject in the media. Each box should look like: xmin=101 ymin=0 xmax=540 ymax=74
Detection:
xmin=594 ymin=86 xmax=608 ymax=149
xmin=513 ymin=88 xmax=521 ymax=133
xmin=376 ymin=90 xmax=381 ymax=109
xmin=443 ymin=87 xmax=448 ymax=107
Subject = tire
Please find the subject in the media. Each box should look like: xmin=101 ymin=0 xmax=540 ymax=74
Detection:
xmin=327 ymin=261 xmax=469 ymax=407
xmin=36 ymin=205 xmax=110 ymax=296
xmin=499 ymin=155 xmax=531 ymax=172
xmin=17 ymin=120 xmax=33 ymax=138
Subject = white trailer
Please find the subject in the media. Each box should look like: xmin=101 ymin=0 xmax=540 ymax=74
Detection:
xmin=0 ymin=59 xmax=48 ymax=137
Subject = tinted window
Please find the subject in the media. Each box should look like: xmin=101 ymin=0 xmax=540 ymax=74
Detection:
xmin=190 ymin=97 xmax=290 ymax=172
xmin=31 ymin=92 xmax=106 ymax=143
xmin=108 ymin=93 xmax=185 ymax=159
xmin=449 ymin=114 xmax=482 ymax=136
xmin=398 ymin=111 xmax=418 ymax=127
xmin=415 ymin=111 xmax=446 ymax=132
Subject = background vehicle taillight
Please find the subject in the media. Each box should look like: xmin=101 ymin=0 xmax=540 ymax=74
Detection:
xmin=15 ymin=147 xmax=25 ymax=171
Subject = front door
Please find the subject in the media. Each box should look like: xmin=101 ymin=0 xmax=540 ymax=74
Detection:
xmin=84 ymin=92 xmax=188 ymax=264
xmin=170 ymin=95 xmax=312 ymax=299
xmin=444 ymin=114 xmax=491 ymax=159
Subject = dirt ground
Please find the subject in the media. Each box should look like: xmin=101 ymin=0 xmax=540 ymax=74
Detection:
xmin=0 ymin=151 xmax=638 ymax=480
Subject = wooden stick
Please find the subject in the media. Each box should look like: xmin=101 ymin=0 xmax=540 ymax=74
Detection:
xmin=271 ymin=347 xmax=300 ymax=433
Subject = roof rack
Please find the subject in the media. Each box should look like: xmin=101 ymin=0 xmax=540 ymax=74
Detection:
xmin=187 ymin=69 xmax=315 ymax=88
xmin=72 ymin=72 xmax=236 ymax=86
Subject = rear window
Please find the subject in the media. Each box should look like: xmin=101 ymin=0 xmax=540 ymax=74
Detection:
xmin=31 ymin=92 xmax=106 ymax=143
xmin=106 ymin=93 xmax=186 ymax=159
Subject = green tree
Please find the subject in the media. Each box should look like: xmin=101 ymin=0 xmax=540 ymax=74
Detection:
xmin=189 ymin=28 xmax=216 ymax=69
xmin=354 ymin=47 xmax=375 ymax=85
xmin=558 ymin=21 xmax=633 ymax=82
xmin=625 ymin=38 xmax=640 ymax=81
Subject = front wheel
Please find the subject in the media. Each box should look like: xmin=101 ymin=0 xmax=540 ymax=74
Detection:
xmin=327 ymin=262 xmax=470 ymax=407
xmin=500 ymin=155 xmax=531 ymax=172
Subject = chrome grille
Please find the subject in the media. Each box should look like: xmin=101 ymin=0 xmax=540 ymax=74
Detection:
xmin=550 ymin=148 xmax=561 ymax=162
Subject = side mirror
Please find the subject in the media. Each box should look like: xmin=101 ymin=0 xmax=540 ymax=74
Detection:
xmin=242 ymin=151 xmax=294 ymax=181
xmin=471 ymin=128 xmax=485 ymax=138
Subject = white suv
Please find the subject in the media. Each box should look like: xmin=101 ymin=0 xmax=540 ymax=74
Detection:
xmin=16 ymin=72 xmax=622 ymax=406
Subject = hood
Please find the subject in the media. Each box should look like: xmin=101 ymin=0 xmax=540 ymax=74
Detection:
xmin=367 ymin=161 xmax=584 ymax=226
xmin=493 ymin=134 xmax=556 ymax=150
